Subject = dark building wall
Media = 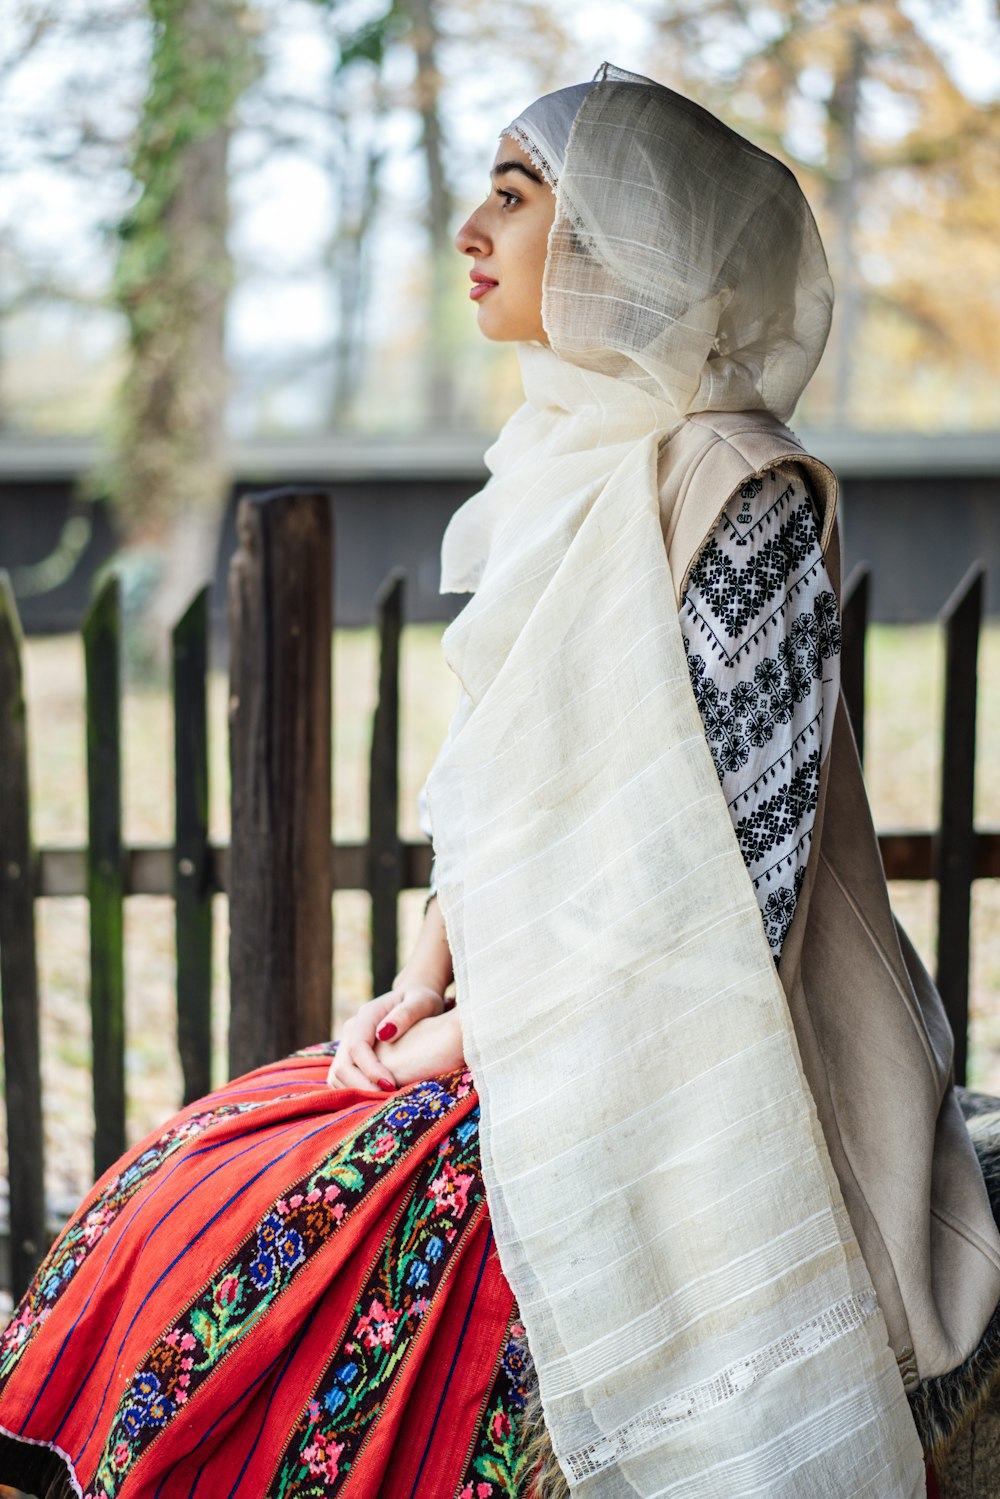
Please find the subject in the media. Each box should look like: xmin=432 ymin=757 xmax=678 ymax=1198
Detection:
xmin=838 ymin=473 xmax=1000 ymax=621
xmin=1 ymin=438 xmax=998 ymax=632
xmin=0 ymin=484 xmax=118 ymax=634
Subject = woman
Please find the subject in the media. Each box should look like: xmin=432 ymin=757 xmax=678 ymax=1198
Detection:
xmin=1 ymin=62 xmax=997 ymax=1499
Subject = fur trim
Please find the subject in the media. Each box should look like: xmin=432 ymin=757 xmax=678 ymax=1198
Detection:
xmin=908 ymin=1297 xmax=1000 ymax=1466
xmin=906 ymin=1089 xmax=1000 ymax=1463
xmin=514 ymin=1326 xmax=569 ymax=1499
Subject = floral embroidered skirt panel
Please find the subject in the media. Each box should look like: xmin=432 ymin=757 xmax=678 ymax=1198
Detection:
xmin=0 ymin=1048 xmax=529 ymax=1499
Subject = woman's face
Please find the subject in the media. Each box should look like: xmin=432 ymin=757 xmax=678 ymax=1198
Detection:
xmin=454 ymin=135 xmax=556 ymax=344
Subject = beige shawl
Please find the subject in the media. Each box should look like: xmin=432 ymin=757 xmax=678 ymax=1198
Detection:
xmin=424 ymin=64 xmax=926 ymax=1496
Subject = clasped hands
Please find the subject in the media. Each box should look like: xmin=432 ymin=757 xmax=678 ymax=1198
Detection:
xmin=325 ymin=976 xmax=465 ymax=1094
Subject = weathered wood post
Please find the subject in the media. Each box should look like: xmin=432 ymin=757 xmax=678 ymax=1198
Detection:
xmin=934 ymin=563 xmax=984 ymax=1087
xmin=173 ymin=587 xmax=213 ymax=1104
xmin=0 ymin=574 xmax=46 ymax=1298
xmin=368 ymin=571 xmax=404 ymax=997
xmin=841 ymin=562 xmax=870 ymax=767
xmin=83 ymin=576 xmax=126 ymax=1178
xmin=228 ymin=490 xmax=333 ymax=1078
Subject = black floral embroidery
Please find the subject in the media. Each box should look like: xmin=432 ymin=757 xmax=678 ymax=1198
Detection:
xmin=738 ymin=476 xmax=765 ymax=501
xmin=684 ymin=590 xmax=840 ymax=784
xmin=683 ymin=470 xmax=840 ymax=961
xmin=735 ymin=475 xmax=764 ymax=527
xmin=733 ymin=752 xmax=821 ymax=867
xmin=686 ymin=488 xmax=820 ymax=639
xmin=763 ymin=866 xmax=807 ymax=957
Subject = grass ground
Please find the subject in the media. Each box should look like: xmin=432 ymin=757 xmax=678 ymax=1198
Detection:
xmin=2 ymin=620 xmax=999 ymax=1216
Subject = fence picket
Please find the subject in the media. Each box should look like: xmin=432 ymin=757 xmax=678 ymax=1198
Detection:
xmin=173 ymin=588 xmax=212 ymax=1105
xmin=369 ymin=571 xmax=405 ymax=998
xmin=83 ymin=575 xmax=125 ymax=1178
xmin=842 ymin=564 xmax=870 ymax=766
xmin=228 ymin=490 xmax=333 ymax=1077
xmin=0 ymin=574 xmax=46 ymax=1298
xmin=935 ymin=563 xmax=985 ymax=1087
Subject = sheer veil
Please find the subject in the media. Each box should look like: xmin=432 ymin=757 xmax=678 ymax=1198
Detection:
xmin=537 ymin=62 xmax=831 ymax=418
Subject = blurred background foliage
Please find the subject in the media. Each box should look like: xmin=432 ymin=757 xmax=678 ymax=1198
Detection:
xmin=2 ymin=0 xmax=999 ymax=552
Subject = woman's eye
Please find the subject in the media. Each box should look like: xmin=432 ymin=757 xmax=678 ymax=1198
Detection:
xmin=495 ymin=189 xmax=520 ymax=209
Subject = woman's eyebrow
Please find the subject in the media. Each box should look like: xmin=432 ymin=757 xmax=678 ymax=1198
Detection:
xmin=491 ymin=160 xmax=544 ymax=185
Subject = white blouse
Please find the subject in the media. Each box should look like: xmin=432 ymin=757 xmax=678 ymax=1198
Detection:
xmin=420 ymin=461 xmax=841 ymax=963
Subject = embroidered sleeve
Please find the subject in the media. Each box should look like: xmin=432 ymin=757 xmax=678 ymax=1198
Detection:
xmin=680 ymin=462 xmax=841 ymax=962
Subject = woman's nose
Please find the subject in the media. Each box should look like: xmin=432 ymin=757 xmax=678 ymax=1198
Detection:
xmin=454 ymin=209 xmax=489 ymax=257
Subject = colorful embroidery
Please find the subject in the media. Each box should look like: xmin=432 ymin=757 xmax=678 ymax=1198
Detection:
xmin=0 ymin=1099 xmax=263 ymax=1384
xmin=270 ymin=1104 xmax=485 ymax=1496
xmin=89 ymin=1071 xmax=475 ymax=1498
xmin=456 ymin=1312 xmax=531 ymax=1499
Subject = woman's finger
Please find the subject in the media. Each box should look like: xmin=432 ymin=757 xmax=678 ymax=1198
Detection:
xmin=326 ymin=993 xmax=414 ymax=1088
xmin=358 ymin=990 xmax=403 ymax=1040
xmin=340 ymin=1041 xmax=396 ymax=1093
xmin=336 ymin=994 xmax=399 ymax=1060
xmin=327 ymin=1058 xmax=392 ymax=1093
xmin=374 ymin=990 xmax=443 ymax=1043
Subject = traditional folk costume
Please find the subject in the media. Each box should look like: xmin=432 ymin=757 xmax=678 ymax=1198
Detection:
xmin=1 ymin=62 xmax=998 ymax=1499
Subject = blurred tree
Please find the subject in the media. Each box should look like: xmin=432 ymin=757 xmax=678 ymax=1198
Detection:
xmin=0 ymin=2 xmax=139 ymax=433
xmin=1 ymin=0 xmax=577 ymax=444
xmin=409 ymin=0 xmax=458 ymax=426
xmin=109 ymin=0 xmax=260 ymax=655
xmin=306 ymin=0 xmax=573 ymax=429
xmin=4 ymin=1 xmax=998 ymax=447
xmin=304 ymin=0 xmax=458 ymax=423
xmin=651 ymin=0 xmax=1000 ymax=427
xmin=325 ymin=77 xmax=388 ymax=427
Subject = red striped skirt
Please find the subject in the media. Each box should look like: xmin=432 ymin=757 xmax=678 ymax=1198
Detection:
xmin=0 ymin=1047 xmax=527 ymax=1498
xmin=0 ymin=1047 xmax=943 ymax=1499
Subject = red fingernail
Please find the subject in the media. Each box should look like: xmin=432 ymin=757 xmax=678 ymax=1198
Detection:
xmin=377 ymin=1078 xmax=394 ymax=1092
xmin=377 ymin=1022 xmax=397 ymax=1040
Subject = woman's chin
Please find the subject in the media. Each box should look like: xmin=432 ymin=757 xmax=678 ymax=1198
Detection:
xmin=474 ymin=309 xmax=513 ymax=342
xmin=475 ymin=310 xmax=544 ymax=344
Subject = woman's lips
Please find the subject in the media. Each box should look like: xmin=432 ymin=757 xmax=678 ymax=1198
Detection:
xmin=470 ymin=279 xmax=498 ymax=300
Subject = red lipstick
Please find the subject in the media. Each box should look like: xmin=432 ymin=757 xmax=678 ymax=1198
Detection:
xmin=470 ymin=272 xmax=498 ymax=301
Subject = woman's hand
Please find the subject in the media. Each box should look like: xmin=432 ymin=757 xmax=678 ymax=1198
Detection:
xmin=326 ymin=978 xmax=448 ymax=1092
xmin=373 ymin=1009 xmax=465 ymax=1089
xmin=327 ymin=895 xmax=456 ymax=1093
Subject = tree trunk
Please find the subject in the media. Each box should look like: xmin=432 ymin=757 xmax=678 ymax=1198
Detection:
xmin=407 ymin=0 xmax=457 ymax=428
xmin=827 ymin=30 xmax=866 ymax=427
xmin=328 ymin=95 xmax=384 ymax=429
xmin=111 ymin=0 xmax=258 ymax=656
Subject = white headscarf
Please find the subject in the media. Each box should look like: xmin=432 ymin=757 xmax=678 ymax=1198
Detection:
xmin=426 ymin=63 xmax=923 ymax=1497
xmin=500 ymin=80 xmax=597 ymax=186
xmin=508 ymin=65 xmax=831 ymax=416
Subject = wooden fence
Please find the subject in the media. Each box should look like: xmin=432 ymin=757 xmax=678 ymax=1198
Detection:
xmin=0 ymin=487 xmax=997 ymax=1303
